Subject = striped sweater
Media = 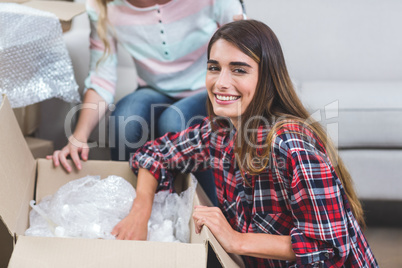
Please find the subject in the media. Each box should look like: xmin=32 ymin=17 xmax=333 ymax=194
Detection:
xmin=85 ymin=0 xmax=242 ymax=104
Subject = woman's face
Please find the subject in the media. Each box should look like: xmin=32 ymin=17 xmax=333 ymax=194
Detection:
xmin=206 ymin=39 xmax=259 ymax=128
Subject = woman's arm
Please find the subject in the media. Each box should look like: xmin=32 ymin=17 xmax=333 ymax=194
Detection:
xmin=131 ymin=120 xmax=212 ymax=190
xmin=72 ymin=89 xmax=108 ymax=147
xmin=110 ymin=121 xmax=212 ymax=239
xmin=236 ymin=232 xmax=295 ymax=261
xmin=193 ymin=206 xmax=296 ymax=261
xmin=47 ymin=89 xmax=108 ymax=172
xmin=273 ymin=123 xmax=352 ymax=266
xmin=47 ymin=1 xmax=119 ymax=171
xmin=112 ymin=168 xmax=158 ymax=240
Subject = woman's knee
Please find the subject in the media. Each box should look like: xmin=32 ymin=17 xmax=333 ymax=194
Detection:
xmin=110 ymin=92 xmax=151 ymax=142
xmin=112 ymin=89 xmax=155 ymax=117
xmin=111 ymin=92 xmax=136 ymax=119
xmin=157 ymin=93 xmax=208 ymax=135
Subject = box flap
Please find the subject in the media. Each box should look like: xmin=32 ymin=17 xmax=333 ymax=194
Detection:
xmin=203 ymin=226 xmax=245 ymax=268
xmin=0 ymin=95 xmax=36 ymax=236
xmin=191 ymin=184 xmax=245 ymax=267
xmin=21 ymin=0 xmax=85 ymax=21
xmin=9 ymin=236 xmax=207 ymax=267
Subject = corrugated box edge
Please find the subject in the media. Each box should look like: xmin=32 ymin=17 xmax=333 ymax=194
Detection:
xmin=0 ymin=95 xmax=37 ymax=267
xmin=9 ymin=236 xmax=207 ymax=268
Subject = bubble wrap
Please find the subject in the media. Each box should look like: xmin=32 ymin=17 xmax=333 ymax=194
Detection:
xmin=26 ymin=175 xmax=197 ymax=243
xmin=25 ymin=175 xmax=136 ymax=239
xmin=0 ymin=3 xmax=80 ymax=108
xmin=148 ymin=176 xmax=197 ymax=243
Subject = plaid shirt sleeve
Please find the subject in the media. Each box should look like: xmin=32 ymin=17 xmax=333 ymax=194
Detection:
xmin=273 ymin=124 xmax=351 ymax=267
xmin=130 ymin=118 xmax=211 ymax=191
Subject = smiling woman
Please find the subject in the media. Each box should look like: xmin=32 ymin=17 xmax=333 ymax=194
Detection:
xmin=126 ymin=20 xmax=378 ymax=267
xmin=206 ymin=39 xmax=259 ymax=129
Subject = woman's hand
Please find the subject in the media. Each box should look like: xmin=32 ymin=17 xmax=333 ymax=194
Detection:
xmin=193 ymin=205 xmax=242 ymax=254
xmin=46 ymin=135 xmax=89 ymax=172
xmin=46 ymin=89 xmax=109 ymax=172
xmin=112 ymin=168 xmax=157 ymax=240
xmin=111 ymin=198 xmax=151 ymax=240
xmin=193 ymin=206 xmax=295 ymax=261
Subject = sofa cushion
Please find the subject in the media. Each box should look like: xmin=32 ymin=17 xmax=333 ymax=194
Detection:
xmin=340 ymin=149 xmax=402 ymax=200
xmin=298 ymin=81 xmax=402 ymax=148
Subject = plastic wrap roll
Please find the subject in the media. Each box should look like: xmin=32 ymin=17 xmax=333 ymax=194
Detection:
xmin=0 ymin=3 xmax=80 ymax=108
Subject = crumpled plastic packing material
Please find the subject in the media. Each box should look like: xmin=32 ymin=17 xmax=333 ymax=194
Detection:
xmin=0 ymin=3 xmax=81 ymax=108
xmin=148 ymin=176 xmax=197 ymax=243
xmin=26 ymin=175 xmax=198 ymax=243
xmin=25 ymin=175 xmax=136 ymax=239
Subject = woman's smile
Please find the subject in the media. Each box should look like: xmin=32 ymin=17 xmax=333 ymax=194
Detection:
xmin=215 ymin=94 xmax=241 ymax=103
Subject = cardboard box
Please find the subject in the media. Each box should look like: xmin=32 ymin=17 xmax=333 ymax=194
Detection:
xmin=1 ymin=0 xmax=86 ymax=32
xmin=0 ymin=95 xmax=244 ymax=268
xmin=12 ymin=103 xmax=41 ymax=136
xmin=25 ymin=136 xmax=54 ymax=158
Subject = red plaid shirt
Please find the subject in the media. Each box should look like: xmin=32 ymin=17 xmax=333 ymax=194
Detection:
xmin=130 ymin=118 xmax=378 ymax=267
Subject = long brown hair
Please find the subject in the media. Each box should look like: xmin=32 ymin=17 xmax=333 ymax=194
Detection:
xmin=207 ymin=20 xmax=365 ymax=228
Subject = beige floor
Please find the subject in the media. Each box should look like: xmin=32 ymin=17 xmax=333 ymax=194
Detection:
xmin=364 ymin=227 xmax=402 ymax=268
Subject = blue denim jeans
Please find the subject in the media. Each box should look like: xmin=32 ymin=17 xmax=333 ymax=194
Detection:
xmin=110 ymin=88 xmax=217 ymax=205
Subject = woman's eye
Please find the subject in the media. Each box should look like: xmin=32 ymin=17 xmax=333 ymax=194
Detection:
xmin=233 ymin=68 xmax=247 ymax=74
xmin=208 ymin=65 xmax=220 ymax=71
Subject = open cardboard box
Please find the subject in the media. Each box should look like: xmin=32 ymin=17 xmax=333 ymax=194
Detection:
xmin=1 ymin=0 xmax=86 ymax=32
xmin=0 ymin=95 xmax=244 ymax=268
xmin=12 ymin=103 xmax=41 ymax=136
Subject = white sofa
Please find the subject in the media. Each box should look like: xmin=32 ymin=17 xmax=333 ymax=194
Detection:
xmin=37 ymin=0 xmax=402 ymax=216
xmin=246 ymin=0 xmax=402 ymax=203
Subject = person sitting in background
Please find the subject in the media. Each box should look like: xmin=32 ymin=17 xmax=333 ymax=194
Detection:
xmin=48 ymin=0 xmax=244 ymax=206
xmin=113 ymin=20 xmax=378 ymax=267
